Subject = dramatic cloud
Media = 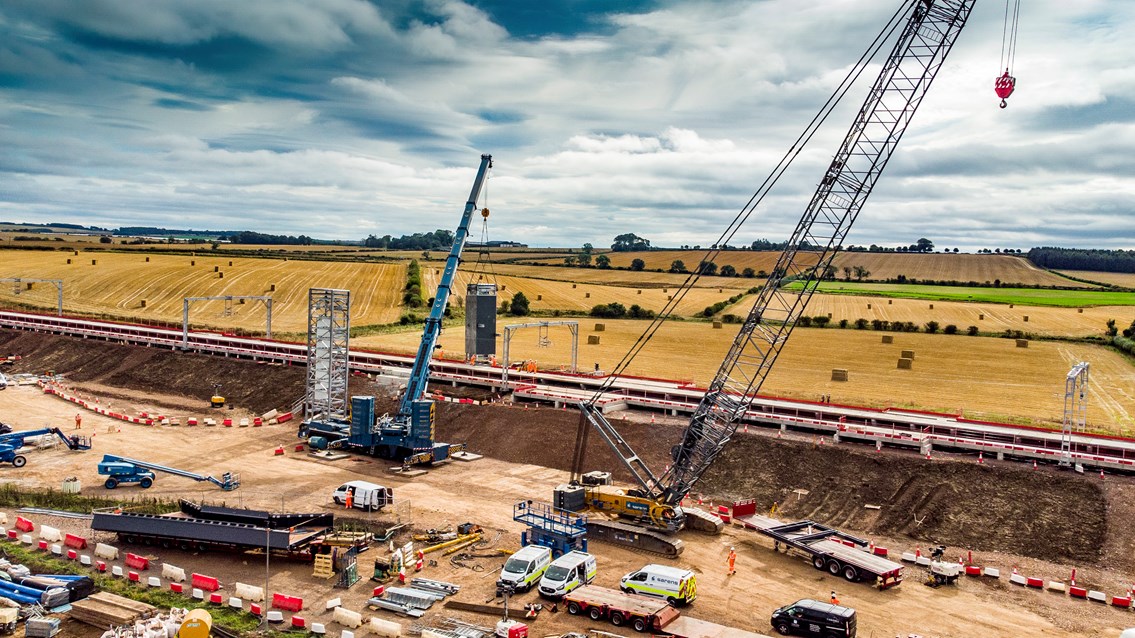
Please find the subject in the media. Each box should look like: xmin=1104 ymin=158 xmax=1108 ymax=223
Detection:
xmin=0 ymin=0 xmax=1132 ymax=250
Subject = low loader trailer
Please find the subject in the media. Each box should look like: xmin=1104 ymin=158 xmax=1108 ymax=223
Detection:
xmin=732 ymin=500 xmax=903 ymax=589
xmin=91 ymin=502 xmax=334 ymax=558
xmin=562 ymin=585 xmax=770 ymax=637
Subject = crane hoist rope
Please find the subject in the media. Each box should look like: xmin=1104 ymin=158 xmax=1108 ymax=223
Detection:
xmin=995 ymin=0 xmax=1021 ymax=108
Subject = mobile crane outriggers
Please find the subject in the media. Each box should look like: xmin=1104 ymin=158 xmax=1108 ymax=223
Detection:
xmin=557 ymin=0 xmax=976 ymax=556
xmin=300 ymin=154 xmax=493 ymax=465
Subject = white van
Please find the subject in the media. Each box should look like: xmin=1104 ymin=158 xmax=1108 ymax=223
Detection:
xmin=537 ymin=551 xmax=597 ymax=598
xmin=497 ymin=545 xmax=553 ymax=592
xmin=331 ymin=481 xmax=393 ymax=511
xmin=620 ymin=564 xmax=697 ymax=605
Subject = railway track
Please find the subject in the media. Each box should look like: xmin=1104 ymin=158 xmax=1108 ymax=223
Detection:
xmin=3 ymin=309 xmax=1134 ymax=473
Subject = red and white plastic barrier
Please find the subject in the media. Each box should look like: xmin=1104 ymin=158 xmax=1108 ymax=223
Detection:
xmin=124 ymin=553 xmax=149 ymax=570
xmin=64 ymin=533 xmax=88 ymax=549
xmin=272 ymin=593 xmax=303 ymax=612
xmin=191 ymin=573 xmax=221 ymax=592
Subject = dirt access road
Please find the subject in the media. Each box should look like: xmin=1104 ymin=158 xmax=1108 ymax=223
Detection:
xmin=2 ymin=383 xmax=1134 ymax=638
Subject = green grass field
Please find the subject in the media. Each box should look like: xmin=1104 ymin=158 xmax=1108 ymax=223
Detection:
xmin=797 ymin=282 xmax=1135 ymax=307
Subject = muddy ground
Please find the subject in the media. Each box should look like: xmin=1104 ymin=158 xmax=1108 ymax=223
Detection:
xmin=2 ymin=329 xmax=1135 ymax=637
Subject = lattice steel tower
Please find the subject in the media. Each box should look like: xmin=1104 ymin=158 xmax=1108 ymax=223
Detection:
xmin=305 ymin=288 xmax=351 ymax=422
xmin=1059 ymin=362 xmax=1089 ymax=467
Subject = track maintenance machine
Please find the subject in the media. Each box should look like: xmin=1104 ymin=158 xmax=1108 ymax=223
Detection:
xmin=557 ymin=0 xmax=977 ymax=556
xmin=0 ymin=428 xmax=91 ymax=467
xmin=300 ymin=154 xmax=493 ymax=466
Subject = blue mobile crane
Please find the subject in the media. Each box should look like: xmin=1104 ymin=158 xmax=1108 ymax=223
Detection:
xmin=97 ymin=454 xmax=240 ymax=490
xmin=0 ymin=428 xmax=92 ymax=467
xmin=300 ymin=154 xmax=493 ymax=465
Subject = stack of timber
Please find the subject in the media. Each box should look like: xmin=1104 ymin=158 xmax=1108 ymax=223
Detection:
xmin=69 ymin=592 xmax=156 ymax=628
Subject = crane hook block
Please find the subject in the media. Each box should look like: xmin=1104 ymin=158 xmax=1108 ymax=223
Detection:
xmin=481 ymin=207 xmax=490 ymax=218
xmin=995 ymin=70 xmax=1015 ymax=109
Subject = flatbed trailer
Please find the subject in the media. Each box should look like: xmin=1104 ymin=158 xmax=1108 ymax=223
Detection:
xmin=655 ymin=616 xmax=772 ymax=638
xmin=563 ymin=585 xmax=680 ymax=633
xmin=90 ymin=508 xmax=332 ymax=557
xmin=732 ymin=501 xmax=903 ymax=589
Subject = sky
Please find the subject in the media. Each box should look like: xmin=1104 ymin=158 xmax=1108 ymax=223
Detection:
xmin=1 ymin=0 xmax=1133 ymax=251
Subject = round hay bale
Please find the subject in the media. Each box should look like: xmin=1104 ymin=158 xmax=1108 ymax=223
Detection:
xmin=888 ymin=299 xmax=893 ymax=305
xmin=214 ymin=265 xmax=219 ymax=272
xmin=218 ymin=272 xmax=224 ymax=278
xmin=191 ymin=260 xmax=196 ymax=266
xmin=979 ymin=313 xmax=984 ymax=320
xmin=572 ymin=284 xmax=577 ymax=289
xmin=929 ymin=303 xmax=934 ymax=309
xmin=228 ymin=261 xmax=233 ymax=266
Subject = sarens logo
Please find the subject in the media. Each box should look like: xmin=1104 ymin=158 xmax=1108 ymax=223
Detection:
xmin=626 ymin=501 xmax=648 ymax=512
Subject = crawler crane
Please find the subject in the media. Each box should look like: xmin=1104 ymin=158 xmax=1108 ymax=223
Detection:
xmin=558 ymin=0 xmax=977 ymax=556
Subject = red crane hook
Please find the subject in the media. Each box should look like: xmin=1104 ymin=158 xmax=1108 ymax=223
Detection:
xmin=994 ymin=70 xmax=1016 ymax=109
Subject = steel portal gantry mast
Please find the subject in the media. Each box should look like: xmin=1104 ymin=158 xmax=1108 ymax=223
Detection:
xmin=575 ymin=0 xmax=976 ymax=523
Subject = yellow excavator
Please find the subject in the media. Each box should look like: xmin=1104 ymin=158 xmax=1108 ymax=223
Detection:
xmin=209 ymin=383 xmax=225 ymax=408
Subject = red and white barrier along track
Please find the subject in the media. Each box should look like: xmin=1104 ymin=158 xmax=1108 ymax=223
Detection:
xmin=3 ymin=309 xmax=1134 ymax=472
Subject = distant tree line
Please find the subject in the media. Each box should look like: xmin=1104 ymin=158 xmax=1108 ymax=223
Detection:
xmin=365 ymin=229 xmax=454 ymax=250
xmin=1028 ymin=247 xmax=1135 ymax=273
xmin=223 ymin=231 xmax=314 ymax=245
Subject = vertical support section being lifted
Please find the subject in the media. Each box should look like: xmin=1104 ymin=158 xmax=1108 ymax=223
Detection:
xmin=1059 ymin=362 xmax=1089 ymax=467
xmin=305 ymin=289 xmax=351 ymax=422
xmin=464 ymin=283 xmax=498 ymax=361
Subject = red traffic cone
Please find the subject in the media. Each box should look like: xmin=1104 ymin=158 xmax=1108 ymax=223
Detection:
xmin=1099 ymin=469 xmax=1105 ymax=480
xmin=650 ymin=414 xmax=655 ymax=424
xmin=978 ymin=452 xmax=984 ymax=464
xmin=1032 ymin=459 xmax=1037 ymax=470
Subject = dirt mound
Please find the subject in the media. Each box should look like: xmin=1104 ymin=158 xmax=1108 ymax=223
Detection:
xmin=699 ymin=436 xmax=1107 ymax=564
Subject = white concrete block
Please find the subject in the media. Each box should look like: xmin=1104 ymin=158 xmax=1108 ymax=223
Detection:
xmin=311 ymin=623 xmax=326 ymax=635
xmin=162 ymin=564 xmax=186 ymax=582
xmin=228 ymin=597 xmax=243 ymax=610
xmin=983 ymin=567 xmax=1000 ymax=578
xmin=1010 ymin=573 xmax=1027 ymax=586
xmin=49 ymin=543 xmax=63 ymax=555
xmin=20 ymin=534 xmax=33 ymax=545
xmin=1047 ymin=581 xmax=1066 ymax=592
xmin=266 ymin=611 xmax=284 ymax=624
xmin=900 ymin=552 xmax=917 ymax=562
xmin=191 ymin=588 xmax=204 ymax=600
xmin=915 ymin=556 xmax=931 ymax=566
xmin=147 ymin=577 xmax=162 ymax=588
xmin=95 ymin=542 xmax=119 ymax=560
xmin=332 ymin=607 xmax=362 ymax=628
xmin=1088 ymin=590 xmax=1107 ymax=603
xmin=112 ymin=565 xmax=124 ymax=577
xmin=39 ymin=525 xmax=63 ymax=542
xmin=79 ymin=555 xmax=92 ymax=566
xmin=325 ymin=597 xmax=342 ymax=611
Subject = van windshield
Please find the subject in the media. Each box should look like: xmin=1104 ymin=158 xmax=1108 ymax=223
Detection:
xmin=504 ymin=558 xmax=531 ymax=574
xmin=543 ymin=566 xmax=570 ymax=581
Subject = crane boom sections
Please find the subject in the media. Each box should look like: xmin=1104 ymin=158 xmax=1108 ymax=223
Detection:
xmin=578 ymin=0 xmax=974 ymax=508
xmin=398 ymin=154 xmax=493 ymax=418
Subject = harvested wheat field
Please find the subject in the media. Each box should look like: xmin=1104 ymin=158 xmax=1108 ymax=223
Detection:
xmin=365 ymin=320 xmax=1135 ymax=432
xmin=423 ymin=266 xmax=745 ymax=316
xmin=590 ymin=251 xmax=1092 ymax=287
xmin=1058 ymin=270 xmax=1135 ymax=288
xmin=724 ymin=294 xmax=1132 ymax=337
xmin=0 ymin=250 xmax=405 ymax=331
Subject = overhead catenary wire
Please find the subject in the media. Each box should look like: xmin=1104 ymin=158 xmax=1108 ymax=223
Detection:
xmin=584 ymin=1 xmax=911 ymax=405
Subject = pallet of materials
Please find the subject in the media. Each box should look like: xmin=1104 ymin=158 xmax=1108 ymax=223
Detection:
xmin=69 ymin=592 xmax=156 ymax=628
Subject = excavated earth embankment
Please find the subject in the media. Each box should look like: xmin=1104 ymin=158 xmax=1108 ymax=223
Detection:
xmin=2 ymin=328 xmax=1130 ymax=572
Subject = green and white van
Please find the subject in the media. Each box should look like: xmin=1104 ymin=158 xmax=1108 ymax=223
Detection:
xmin=620 ymin=564 xmax=697 ymax=605
xmin=497 ymin=545 xmax=553 ymax=592
xmin=537 ymin=551 xmax=597 ymax=599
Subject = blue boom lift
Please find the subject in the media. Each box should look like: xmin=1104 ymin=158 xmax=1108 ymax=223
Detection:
xmin=0 ymin=428 xmax=92 ymax=467
xmin=300 ymin=154 xmax=492 ymax=466
xmin=97 ymin=454 xmax=240 ymax=490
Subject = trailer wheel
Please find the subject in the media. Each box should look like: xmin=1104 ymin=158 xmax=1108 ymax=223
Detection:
xmin=609 ymin=612 xmax=624 ymax=627
xmin=775 ymin=623 xmax=793 ymax=636
xmin=567 ymin=602 xmax=581 ymax=615
xmin=139 ymin=477 xmax=153 ymax=489
xmin=827 ymin=560 xmax=842 ymax=576
xmin=11 ymin=456 xmax=26 ymax=468
xmin=632 ymin=617 xmax=648 ymax=632
xmin=179 ymin=541 xmax=191 ymax=551
xmin=812 ymin=556 xmax=825 ymax=570
xmin=842 ymin=565 xmax=859 ymax=581
xmin=104 ymin=477 xmax=119 ymax=489
xmin=588 ymin=606 xmax=603 ymax=621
